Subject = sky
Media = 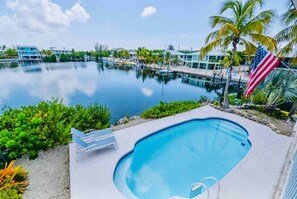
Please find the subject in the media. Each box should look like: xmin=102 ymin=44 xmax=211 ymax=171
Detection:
xmin=0 ymin=0 xmax=289 ymax=51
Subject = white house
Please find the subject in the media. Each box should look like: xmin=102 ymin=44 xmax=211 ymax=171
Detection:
xmin=49 ymin=47 xmax=71 ymax=57
xmin=183 ymin=50 xmax=225 ymax=70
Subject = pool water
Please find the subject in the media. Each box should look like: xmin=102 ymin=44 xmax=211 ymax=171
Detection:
xmin=113 ymin=118 xmax=251 ymax=199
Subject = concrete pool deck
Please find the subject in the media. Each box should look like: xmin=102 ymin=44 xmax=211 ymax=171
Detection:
xmin=69 ymin=105 xmax=291 ymax=199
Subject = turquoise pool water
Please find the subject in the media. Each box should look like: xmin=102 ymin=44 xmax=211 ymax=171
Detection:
xmin=113 ymin=118 xmax=251 ymax=199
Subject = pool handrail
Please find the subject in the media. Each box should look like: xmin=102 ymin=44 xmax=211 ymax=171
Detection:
xmin=201 ymin=176 xmax=220 ymax=199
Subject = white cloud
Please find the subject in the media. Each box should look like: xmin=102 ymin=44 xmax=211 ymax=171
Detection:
xmin=4 ymin=0 xmax=90 ymax=33
xmin=141 ymin=6 xmax=157 ymax=17
xmin=141 ymin=87 xmax=153 ymax=97
xmin=66 ymin=3 xmax=90 ymax=23
xmin=0 ymin=65 xmax=97 ymax=105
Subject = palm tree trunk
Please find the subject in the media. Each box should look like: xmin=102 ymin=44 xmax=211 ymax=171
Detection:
xmin=223 ymin=38 xmax=238 ymax=109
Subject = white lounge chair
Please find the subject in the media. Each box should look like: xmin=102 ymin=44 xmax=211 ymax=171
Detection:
xmin=71 ymin=127 xmax=113 ymax=142
xmin=72 ymin=135 xmax=118 ymax=161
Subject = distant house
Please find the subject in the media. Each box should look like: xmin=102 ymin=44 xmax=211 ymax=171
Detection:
xmin=165 ymin=50 xmax=186 ymax=61
xmin=183 ymin=50 xmax=225 ymax=70
xmin=49 ymin=47 xmax=71 ymax=57
xmin=17 ymin=45 xmax=42 ymax=61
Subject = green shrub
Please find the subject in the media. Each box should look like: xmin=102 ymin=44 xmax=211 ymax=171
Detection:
xmin=0 ymin=187 xmax=22 ymax=199
xmin=213 ymin=100 xmax=221 ymax=107
xmin=228 ymin=93 xmax=237 ymax=105
xmin=198 ymin=96 xmax=209 ymax=103
xmin=251 ymin=105 xmax=287 ymax=120
xmin=251 ymin=91 xmax=266 ymax=105
xmin=0 ymin=99 xmax=110 ymax=160
xmin=141 ymin=101 xmax=201 ymax=119
xmin=227 ymin=93 xmax=243 ymax=106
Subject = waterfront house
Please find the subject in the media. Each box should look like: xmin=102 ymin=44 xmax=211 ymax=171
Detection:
xmin=183 ymin=50 xmax=225 ymax=70
xmin=49 ymin=47 xmax=71 ymax=58
xmin=17 ymin=45 xmax=42 ymax=62
xmin=165 ymin=50 xmax=186 ymax=65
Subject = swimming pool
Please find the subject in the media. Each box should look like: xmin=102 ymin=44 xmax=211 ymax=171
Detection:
xmin=113 ymin=118 xmax=251 ymax=199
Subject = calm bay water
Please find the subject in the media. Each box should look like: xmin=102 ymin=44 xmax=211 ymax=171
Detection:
xmin=0 ymin=62 xmax=222 ymax=123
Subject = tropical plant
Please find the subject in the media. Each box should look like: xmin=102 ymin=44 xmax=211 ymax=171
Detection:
xmin=167 ymin=45 xmax=175 ymax=51
xmin=200 ymin=0 xmax=277 ymax=108
xmin=0 ymin=160 xmax=28 ymax=196
xmin=118 ymin=50 xmax=130 ymax=59
xmin=42 ymin=54 xmax=57 ymax=63
xmin=275 ymin=0 xmax=297 ymax=65
xmin=254 ymin=70 xmax=297 ymax=107
xmin=141 ymin=101 xmax=201 ymax=119
xmin=3 ymin=48 xmax=18 ymax=59
xmin=220 ymin=50 xmax=243 ymax=67
xmin=40 ymin=49 xmax=52 ymax=56
xmin=0 ymin=99 xmax=111 ymax=160
xmin=136 ymin=47 xmax=163 ymax=64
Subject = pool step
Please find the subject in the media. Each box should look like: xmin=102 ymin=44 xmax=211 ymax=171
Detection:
xmin=208 ymin=122 xmax=248 ymax=142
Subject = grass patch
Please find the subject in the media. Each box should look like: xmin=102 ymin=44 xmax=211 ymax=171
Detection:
xmin=141 ymin=101 xmax=201 ymax=119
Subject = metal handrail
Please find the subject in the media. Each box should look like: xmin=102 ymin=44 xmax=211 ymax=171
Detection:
xmin=201 ymin=176 xmax=220 ymax=199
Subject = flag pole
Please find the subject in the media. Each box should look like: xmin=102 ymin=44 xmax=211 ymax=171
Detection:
xmin=280 ymin=60 xmax=297 ymax=75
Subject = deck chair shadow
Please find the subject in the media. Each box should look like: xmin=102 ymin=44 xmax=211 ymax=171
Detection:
xmin=72 ymin=133 xmax=118 ymax=161
xmin=71 ymin=128 xmax=113 ymax=142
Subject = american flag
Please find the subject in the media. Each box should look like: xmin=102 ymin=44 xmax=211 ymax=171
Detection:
xmin=245 ymin=45 xmax=280 ymax=97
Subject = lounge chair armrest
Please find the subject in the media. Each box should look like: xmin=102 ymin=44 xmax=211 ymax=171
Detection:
xmin=83 ymin=129 xmax=95 ymax=133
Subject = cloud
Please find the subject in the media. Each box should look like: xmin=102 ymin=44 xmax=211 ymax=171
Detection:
xmin=0 ymin=64 xmax=97 ymax=105
xmin=141 ymin=87 xmax=153 ymax=97
xmin=4 ymin=0 xmax=90 ymax=33
xmin=141 ymin=6 xmax=157 ymax=17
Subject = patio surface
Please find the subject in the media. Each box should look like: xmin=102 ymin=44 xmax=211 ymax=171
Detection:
xmin=69 ymin=105 xmax=291 ymax=199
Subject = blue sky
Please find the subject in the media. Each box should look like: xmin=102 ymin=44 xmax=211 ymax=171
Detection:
xmin=0 ymin=0 xmax=288 ymax=50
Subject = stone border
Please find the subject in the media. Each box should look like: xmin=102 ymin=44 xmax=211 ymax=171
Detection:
xmin=210 ymin=104 xmax=282 ymax=134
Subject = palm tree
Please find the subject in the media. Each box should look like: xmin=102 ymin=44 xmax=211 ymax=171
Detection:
xmin=167 ymin=45 xmax=175 ymax=51
xmin=275 ymin=0 xmax=297 ymax=118
xmin=275 ymin=0 xmax=297 ymax=64
xmin=200 ymin=0 xmax=276 ymax=108
xmin=256 ymin=70 xmax=297 ymax=108
xmin=220 ymin=51 xmax=243 ymax=67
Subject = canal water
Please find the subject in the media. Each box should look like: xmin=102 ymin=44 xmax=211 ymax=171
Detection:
xmin=0 ymin=62 xmax=228 ymax=123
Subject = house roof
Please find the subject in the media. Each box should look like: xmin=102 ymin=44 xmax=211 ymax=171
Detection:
xmin=17 ymin=45 xmax=39 ymax=49
xmin=187 ymin=50 xmax=225 ymax=56
xmin=165 ymin=50 xmax=185 ymax=56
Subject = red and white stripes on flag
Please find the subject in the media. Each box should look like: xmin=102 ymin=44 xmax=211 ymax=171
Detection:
xmin=245 ymin=45 xmax=280 ymax=97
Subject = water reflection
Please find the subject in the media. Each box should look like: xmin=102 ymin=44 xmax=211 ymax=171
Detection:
xmin=0 ymin=62 xmax=228 ymax=122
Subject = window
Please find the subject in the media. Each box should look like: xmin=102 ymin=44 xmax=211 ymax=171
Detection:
xmin=192 ymin=63 xmax=198 ymax=68
xmin=208 ymin=64 xmax=215 ymax=70
xmin=200 ymin=63 xmax=207 ymax=69
xmin=192 ymin=55 xmax=198 ymax=61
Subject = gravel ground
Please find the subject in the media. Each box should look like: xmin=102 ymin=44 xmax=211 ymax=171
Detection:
xmin=244 ymin=109 xmax=295 ymax=136
xmin=16 ymin=145 xmax=70 ymax=199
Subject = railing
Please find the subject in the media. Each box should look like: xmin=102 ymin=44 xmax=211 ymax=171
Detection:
xmin=201 ymin=177 xmax=220 ymax=199
xmin=190 ymin=182 xmax=209 ymax=199
xmin=190 ymin=176 xmax=220 ymax=199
